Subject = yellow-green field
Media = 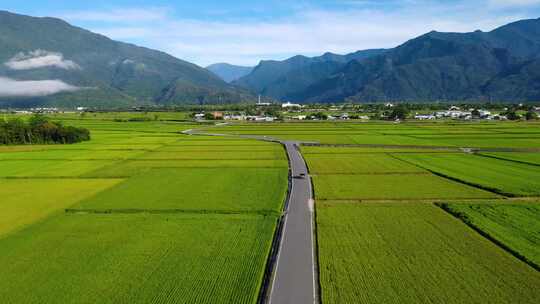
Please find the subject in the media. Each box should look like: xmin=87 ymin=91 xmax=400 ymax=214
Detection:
xmin=1 ymin=113 xmax=539 ymax=303
xmin=0 ymin=115 xmax=288 ymax=303
xmin=209 ymin=120 xmax=540 ymax=303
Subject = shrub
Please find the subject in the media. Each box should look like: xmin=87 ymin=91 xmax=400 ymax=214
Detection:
xmin=0 ymin=115 xmax=91 ymax=145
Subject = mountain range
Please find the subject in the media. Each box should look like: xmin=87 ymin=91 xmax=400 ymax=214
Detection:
xmin=0 ymin=11 xmax=252 ymax=108
xmin=0 ymin=10 xmax=539 ymax=107
xmin=233 ymin=18 xmax=540 ymax=103
xmin=206 ymin=63 xmax=253 ymax=83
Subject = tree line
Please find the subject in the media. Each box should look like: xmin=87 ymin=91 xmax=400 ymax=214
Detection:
xmin=0 ymin=115 xmax=90 ymax=145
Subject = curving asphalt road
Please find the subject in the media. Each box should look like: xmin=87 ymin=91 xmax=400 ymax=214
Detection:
xmin=182 ymin=129 xmax=317 ymax=303
xmin=269 ymin=141 xmax=317 ymax=304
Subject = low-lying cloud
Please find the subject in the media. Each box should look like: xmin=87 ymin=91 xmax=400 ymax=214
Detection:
xmin=0 ymin=77 xmax=80 ymax=97
xmin=5 ymin=50 xmax=81 ymax=71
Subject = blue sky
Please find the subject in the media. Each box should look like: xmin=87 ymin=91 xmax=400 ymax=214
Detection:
xmin=2 ymin=0 xmax=540 ymax=66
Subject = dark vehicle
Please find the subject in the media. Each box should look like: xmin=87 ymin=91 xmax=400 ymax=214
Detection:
xmin=293 ymin=173 xmax=306 ymax=179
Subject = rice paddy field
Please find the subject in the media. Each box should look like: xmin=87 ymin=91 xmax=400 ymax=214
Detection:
xmin=317 ymin=203 xmax=540 ymax=304
xmin=0 ymin=113 xmax=288 ymax=303
xmin=207 ymin=120 xmax=540 ymax=303
xmin=1 ymin=113 xmax=539 ymax=303
xmin=442 ymin=202 xmax=540 ymax=269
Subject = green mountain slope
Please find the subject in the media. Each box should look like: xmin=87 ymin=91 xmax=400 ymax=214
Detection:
xmin=295 ymin=18 xmax=540 ymax=103
xmin=234 ymin=49 xmax=386 ymax=100
xmin=0 ymin=11 xmax=252 ymax=107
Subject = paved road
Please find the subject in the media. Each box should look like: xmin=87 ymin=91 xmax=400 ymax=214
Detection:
xmin=269 ymin=141 xmax=316 ymax=304
xmin=183 ymin=129 xmax=318 ymax=303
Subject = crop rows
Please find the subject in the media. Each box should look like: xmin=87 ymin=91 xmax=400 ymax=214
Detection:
xmin=442 ymin=203 xmax=540 ymax=268
xmin=393 ymin=153 xmax=540 ymax=197
xmin=0 ymin=118 xmax=289 ymax=303
xmin=317 ymin=202 xmax=540 ymax=304
xmin=0 ymin=213 xmax=276 ymax=304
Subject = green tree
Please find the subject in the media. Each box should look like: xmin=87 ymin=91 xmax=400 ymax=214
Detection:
xmin=312 ymin=112 xmax=328 ymax=120
xmin=525 ymin=111 xmax=538 ymax=120
xmin=504 ymin=111 xmax=520 ymax=121
xmin=389 ymin=105 xmax=409 ymax=120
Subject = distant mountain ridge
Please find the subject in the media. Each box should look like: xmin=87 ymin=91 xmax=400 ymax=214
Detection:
xmin=1 ymin=10 xmax=539 ymax=107
xmin=0 ymin=10 xmax=252 ymax=108
xmin=236 ymin=18 xmax=540 ymax=103
xmin=234 ymin=49 xmax=387 ymax=101
xmin=206 ymin=63 xmax=253 ymax=83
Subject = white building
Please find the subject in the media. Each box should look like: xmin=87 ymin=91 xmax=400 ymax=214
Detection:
xmin=415 ymin=114 xmax=436 ymax=120
xmin=282 ymin=102 xmax=302 ymax=109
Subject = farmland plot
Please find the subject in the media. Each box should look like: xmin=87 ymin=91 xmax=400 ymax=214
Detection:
xmin=317 ymin=203 xmax=540 ymax=304
xmin=75 ymin=168 xmax=288 ymax=213
xmin=301 ymin=146 xmax=450 ymax=154
xmin=0 ymin=178 xmax=122 ymax=237
xmin=443 ymin=203 xmax=540 ymax=268
xmin=479 ymin=152 xmax=540 ymax=166
xmin=312 ymin=173 xmax=497 ymax=200
xmin=394 ymin=153 xmax=540 ymax=196
xmin=408 ymin=135 xmax=540 ymax=148
xmin=0 ymin=160 xmax=117 ymax=177
xmin=0 ymin=213 xmax=275 ymax=304
xmin=304 ymin=153 xmax=425 ymax=174
xmin=86 ymin=159 xmax=289 ymax=177
xmin=0 ymin=149 xmax=146 ymax=160
xmin=138 ymin=150 xmax=286 ymax=160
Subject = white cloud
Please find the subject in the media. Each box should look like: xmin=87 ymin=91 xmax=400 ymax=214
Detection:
xmin=60 ymin=7 xmax=169 ymax=23
xmin=489 ymin=0 xmax=540 ymax=7
xmin=0 ymin=77 xmax=80 ymax=97
xmin=57 ymin=2 xmax=538 ymax=66
xmin=5 ymin=50 xmax=81 ymax=71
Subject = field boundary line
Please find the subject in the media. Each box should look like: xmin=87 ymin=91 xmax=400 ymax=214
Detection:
xmin=302 ymin=143 xmax=540 ymax=153
xmin=387 ymin=153 xmax=513 ymax=198
xmin=0 ymin=176 xmax=126 ymax=180
xmin=475 ymin=153 xmax=540 ymax=168
xmin=436 ymin=202 xmax=540 ymax=272
xmin=316 ymin=197 xmax=513 ymax=204
xmin=310 ymin=172 xmax=429 ymax=176
xmin=65 ymin=208 xmax=281 ymax=216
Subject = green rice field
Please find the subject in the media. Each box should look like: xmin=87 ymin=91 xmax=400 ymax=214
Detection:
xmin=304 ymin=153 xmax=426 ymax=174
xmin=74 ymin=167 xmax=287 ymax=213
xmin=312 ymin=173 xmax=497 ymax=200
xmin=0 ymin=115 xmax=289 ymax=303
xmin=393 ymin=153 xmax=540 ymax=196
xmin=479 ymin=152 xmax=540 ymax=166
xmin=443 ymin=203 xmax=540 ymax=268
xmin=317 ymin=202 xmax=540 ymax=304
xmin=0 ymin=213 xmax=275 ymax=304
xmin=2 ymin=113 xmax=540 ymax=303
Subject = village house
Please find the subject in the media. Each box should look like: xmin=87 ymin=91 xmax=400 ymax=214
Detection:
xmin=282 ymin=102 xmax=302 ymax=109
xmin=415 ymin=114 xmax=436 ymax=120
xmin=212 ymin=111 xmax=224 ymax=120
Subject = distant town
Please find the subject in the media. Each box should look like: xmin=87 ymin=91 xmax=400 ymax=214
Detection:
xmin=2 ymin=102 xmax=540 ymax=122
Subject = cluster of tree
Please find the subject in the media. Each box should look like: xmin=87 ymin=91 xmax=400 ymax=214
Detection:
xmin=0 ymin=115 xmax=90 ymax=145
xmin=500 ymin=110 xmax=539 ymax=121
xmin=373 ymin=105 xmax=411 ymax=120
